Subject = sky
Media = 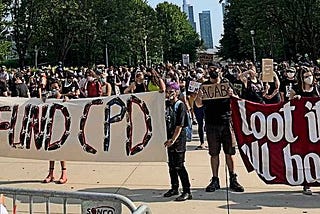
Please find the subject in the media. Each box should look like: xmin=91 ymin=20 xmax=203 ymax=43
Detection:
xmin=147 ymin=0 xmax=224 ymax=48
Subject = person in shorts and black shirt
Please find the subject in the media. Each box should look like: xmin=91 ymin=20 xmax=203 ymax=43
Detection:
xmin=195 ymin=67 xmax=244 ymax=193
xmin=163 ymin=81 xmax=192 ymax=201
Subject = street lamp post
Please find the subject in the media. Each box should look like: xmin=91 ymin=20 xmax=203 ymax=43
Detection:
xmin=144 ymin=35 xmax=148 ymax=67
xmin=103 ymin=20 xmax=109 ymax=67
xmin=35 ymin=45 xmax=38 ymax=69
xmin=250 ymin=30 xmax=257 ymax=65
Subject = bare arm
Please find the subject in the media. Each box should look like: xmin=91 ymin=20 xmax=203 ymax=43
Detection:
xmin=164 ymin=126 xmax=183 ymax=147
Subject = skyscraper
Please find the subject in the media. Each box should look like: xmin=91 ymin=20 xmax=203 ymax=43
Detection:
xmin=182 ymin=0 xmax=196 ymax=31
xmin=199 ymin=10 xmax=214 ymax=49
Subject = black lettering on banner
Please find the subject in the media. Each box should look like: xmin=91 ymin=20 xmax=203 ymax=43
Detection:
xmin=0 ymin=106 xmax=11 ymax=130
xmin=78 ymin=99 xmax=103 ymax=154
xmin=126 ymin=95 xmax=152 ymax=156
xmin=38 ymin=105 xmax=49 ymax=149
xmin=19 ymin=104 xmax=32 ymax=148
xmin=9 ymin=105 xmax=18 ymax=147
xmin=46 ymin=104 xmax=71 ymax=151
xmin=104 ymin=97 xmax=126 ymax=152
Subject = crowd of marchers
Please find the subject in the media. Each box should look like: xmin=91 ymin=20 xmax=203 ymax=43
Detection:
xmin=1 ymin=59 xmax=319 ymax=199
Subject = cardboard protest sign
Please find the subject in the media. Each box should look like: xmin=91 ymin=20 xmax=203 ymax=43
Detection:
xmin=182 ymin=54 xmax=190 ymax=66
xmin=188 ymin=81 xmax=202 ymax=93
xmin=262 ymin=59 xmax=274 ymax=82
xmin=201 ymin=83 xmax=230 ymax=100
xmin=0 ymin=92 xmax=166 ymax=162
xmin=199 ymin=53 xmax=214 ymax=65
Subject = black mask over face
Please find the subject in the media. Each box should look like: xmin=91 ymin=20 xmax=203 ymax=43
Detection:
xmin=209 ymin=71 xmax=219 ymax=79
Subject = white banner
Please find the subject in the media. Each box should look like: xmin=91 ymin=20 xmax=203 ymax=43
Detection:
xmin=0 ymin=92 xmax=167 ymax=162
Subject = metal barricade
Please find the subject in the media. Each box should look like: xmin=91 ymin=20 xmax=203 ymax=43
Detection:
xmin=0 ymin=187 xmax=151 ymax=214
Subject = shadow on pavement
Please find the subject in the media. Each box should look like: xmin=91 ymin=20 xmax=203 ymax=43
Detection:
xmin=1 ymin=186 xmax=318 ymax=211
xmin=78 ymin=187 xmax=320 ymax=210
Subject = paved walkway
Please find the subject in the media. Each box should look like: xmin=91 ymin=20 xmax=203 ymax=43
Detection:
xmin=0 ymin=129 xmax=319 ymax=213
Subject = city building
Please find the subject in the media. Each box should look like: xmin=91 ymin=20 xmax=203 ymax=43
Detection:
xmin=199 ymin=10 xmax=214 ymax=49
xmin=182 ymin=0 xmax=196 ymax=31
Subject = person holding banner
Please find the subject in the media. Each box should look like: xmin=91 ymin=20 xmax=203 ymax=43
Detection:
xmin=163 ymin=82 xmax=192 ymax=201
xmin=289 ymin=66 xmax=320 ymax=195
xmin=124 ymin=71 xmax=147 ymax=94
xmin=42 ymin=80 xmax=68 ymax=184
xmin=195 ymin=68 xmax=244 ymax=193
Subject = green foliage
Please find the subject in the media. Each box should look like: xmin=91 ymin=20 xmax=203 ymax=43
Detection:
xmin=3 ymin=0 xmax=201 ymax=67
xmin=156 ymin=2 xmax=201 ymax=63
xmin=218 ymin=0 xmax=320 ymax=63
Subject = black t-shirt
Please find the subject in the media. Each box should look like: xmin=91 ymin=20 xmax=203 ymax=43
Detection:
xmin=134 ymin=82 xmax=147 ymax=93
xmin=13 ymin=83 xmax=29 ymax=97
xmin=232 ymin=79 xmax=246 ymax=99
xmin=62 ymin=79 xmax=80 ymax=98
xmin=245 ymin=78 xmax=264 ymax=103
xmin=0 ymin=81 xmax=7 ymax=96
xmin=292 ymin=84 xmax=320 ymax=98
xmin=280 ymin=78 xmax=297 ymax=102
xmin=202 ymin=79 xmax=232 ymax=125
xmin=165 ymin=99 xmax=187 ymax=152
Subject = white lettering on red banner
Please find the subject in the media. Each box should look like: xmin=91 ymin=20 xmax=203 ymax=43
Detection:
xmin=231 ymin=97 xmax=320 ymax=186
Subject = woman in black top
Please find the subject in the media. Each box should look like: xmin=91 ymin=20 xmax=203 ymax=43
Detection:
xmin=124 ymin=71 xmax=147 ymax=94
xmin=289 ymin=66 xmax=319 ymax=195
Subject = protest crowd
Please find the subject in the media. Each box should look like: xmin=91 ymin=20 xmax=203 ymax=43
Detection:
xmin=0 ymin=54 xmax=319 ymax=201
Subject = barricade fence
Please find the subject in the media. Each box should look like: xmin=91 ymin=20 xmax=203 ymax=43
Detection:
xmin=0 ymin=187 xmax=151 ymax=214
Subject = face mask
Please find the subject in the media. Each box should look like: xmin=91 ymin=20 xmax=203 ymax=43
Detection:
xmin=304 ymin=76 xmax=313 ymax=85
xmin=209 ymin=71 xmax=218 ymax=79
xmin=169 ymin=92 xmax=175 ymax=100
xmin=87 ymin=76 xmax=94 ymax=82
xmin=196 ymin=73 xmax=203 ymax=79
xmin=287 ymin=73 xmax=295 ymax=78
xmin=101 ymin=78 xmax=106 ymax=83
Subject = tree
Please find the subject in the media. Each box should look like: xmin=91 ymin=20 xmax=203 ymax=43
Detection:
xmin=10 ymin=0 xmax=41 ymax=67
xmin=218 ymin=0 xmax=320 ymax=63
xmin=156 ymin=2 xmax=201 ymax=63
xmin=0 ymin=1 xmax=11 ymax=62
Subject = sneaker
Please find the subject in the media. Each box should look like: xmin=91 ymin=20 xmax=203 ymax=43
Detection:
xmin=205 ymin=177 xmax=220 ymax=192
xmin=229 ymin=173 xmax=244 ymax=192
xmin=175 ymin=192 xmax=192 ymax=201
xmin=163 ymin=189 xmax=179 ymax=197
xmin=192 ymin=120 xmax=198 ymax=125
xmin=303 ymin=186 xmax=312 ymax=195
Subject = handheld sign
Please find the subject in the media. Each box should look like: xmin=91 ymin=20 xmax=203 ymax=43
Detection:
xmin=182 ymin=54 xmax=190 ymax=66
xmin=262 ymin=59 xmax=274 ymax=82
xmin=188 ymin=81 xmax=202 ymax=93
xmin=201 ymin=83 xmax=230 ymax=100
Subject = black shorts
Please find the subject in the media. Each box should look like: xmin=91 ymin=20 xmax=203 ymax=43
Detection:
xmin=206 ymin=122 xmax=236 ymax=156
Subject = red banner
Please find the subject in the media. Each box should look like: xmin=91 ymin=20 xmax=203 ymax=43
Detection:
xmin=231 ymin=97 xmax=320 ymax=186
